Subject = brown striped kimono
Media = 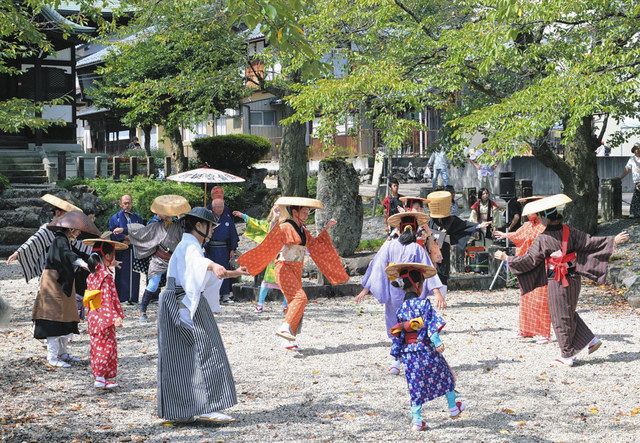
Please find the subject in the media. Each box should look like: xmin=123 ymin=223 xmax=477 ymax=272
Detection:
xmin=507 ymin=223 xmax=615 ymax=358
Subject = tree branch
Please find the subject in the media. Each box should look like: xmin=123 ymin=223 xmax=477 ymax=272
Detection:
xmin=393 ymin=0 xmax=436 ymax=40
xmin=597 ymin=114 xmax=609 ymax=144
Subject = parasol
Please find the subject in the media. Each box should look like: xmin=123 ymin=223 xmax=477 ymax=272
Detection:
xmin=167 ymin=167 xmax=245 ymax=206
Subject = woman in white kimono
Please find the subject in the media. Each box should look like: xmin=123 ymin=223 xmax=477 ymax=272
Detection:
xmin=157 ymin=207 xmax=248 ymax=423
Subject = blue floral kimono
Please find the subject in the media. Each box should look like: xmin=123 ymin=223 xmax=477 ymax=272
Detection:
xmin=391 ymin=296 xmax=455 ymax=406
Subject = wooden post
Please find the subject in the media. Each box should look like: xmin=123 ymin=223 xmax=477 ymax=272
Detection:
xmin=146 ymin=156 xmax=154 ymax=177
xmin=76 ymin=156 xmax=85 ymax=179
xmin=129 ymin=157 xmax=138 ymax=178
xmin=164 ymin=156 xmax=172 ymax=177
xmin=95 ymin=156 xmax=102 ymax=178
xmin=57 ymin=152 xmax=66 ymax=181
xmin=113 ymin=156 xmax=120 ymax=180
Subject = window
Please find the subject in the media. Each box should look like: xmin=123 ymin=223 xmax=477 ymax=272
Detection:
xmin=250 ymin=110 xmax=277 ymax=126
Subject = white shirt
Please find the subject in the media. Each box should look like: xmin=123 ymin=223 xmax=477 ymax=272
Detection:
xmin=167 ymin=233 xmax=223 ymax=318
xmin=625 ymin=155 xmax=640 ymax=183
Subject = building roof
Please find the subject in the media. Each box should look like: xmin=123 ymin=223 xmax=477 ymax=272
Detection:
xmin=40 ymin=6 xmax=95 ymax=35
xmin=246 ymin=25 xmax=264 ymax=42
xmin=77 ymin=105 xmax=108 ymax=117
xmin=76 ymin=32 xmax=139 ymax=68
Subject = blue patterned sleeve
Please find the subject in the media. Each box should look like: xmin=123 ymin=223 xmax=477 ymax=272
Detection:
xmin=420 ymin=299 xmax=446 ymax=337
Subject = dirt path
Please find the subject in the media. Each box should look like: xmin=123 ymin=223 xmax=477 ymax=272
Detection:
xmin=1 ymin=263 xmax=639 ymax=442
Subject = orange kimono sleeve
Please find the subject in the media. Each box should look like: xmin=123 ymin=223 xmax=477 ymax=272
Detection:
xmin=307 ymin=229 xmax=349 ymax=285
xmin=508 ymin=222 xmax=531 ymax=248
xmin=237 ymin=224 xmax=285 ymax=276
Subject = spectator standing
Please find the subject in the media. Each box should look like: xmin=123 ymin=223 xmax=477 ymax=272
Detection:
xmin=428 ymin=149 xmax=449 ymax=188
xmin=382 ymin=177 xmax=403 ymax=226
xmin=109 ymin=195 xmax=145 ymax=303
xmin=206 ymin=197 xmax=239 ymax=303
xmin=620 ymin=144 xmax=640 ymax=218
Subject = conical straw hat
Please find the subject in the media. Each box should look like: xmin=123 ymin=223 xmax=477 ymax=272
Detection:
xmin=41 ymin=194 xmax=82 ymax=213
xmin=426 ymin=191 xmax=452 ymax=218
xmin=82 ymin=238 xmax=129 ymax=251
xmin=275 ymin=196 xmax=324 ymax=209
xmin=150 ymin=194 xmax=191 ymax=217
xmin=522 ymin=194 xmax=572 ymax=217
xmin=385 ymin=262 xmax=437 ymax=280
xmin=517 ymin=195 xmax=544 ymax=204
xmin=47 ymin=211 xmax=100 ymax=236
xmin=387 ymin=212 xmax=429 ymax=228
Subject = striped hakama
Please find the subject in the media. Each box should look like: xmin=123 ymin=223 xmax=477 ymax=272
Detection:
xmin=157 ymin=277 xmax=237 ymax=420
xmin=508 ymin=223 xmax=614 ymax=358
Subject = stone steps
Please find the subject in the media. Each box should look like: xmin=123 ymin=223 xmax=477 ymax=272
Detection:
xmin=0 ymin=151 xmax=48 ymax=184
xmin=0 ymin=227 xmax=40 ymax=245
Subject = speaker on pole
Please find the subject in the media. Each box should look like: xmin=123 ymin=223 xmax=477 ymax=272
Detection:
xmin=499 ymin=172 xmax=516 ymax=198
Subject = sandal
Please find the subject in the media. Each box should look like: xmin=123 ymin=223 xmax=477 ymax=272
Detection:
xmin=450 ymin=401 xmax=466 ymax=418
xmin=587 ymin=338 xmax=602 ymax=354
xmin=254 ymin=304 xmax=264 ymax=313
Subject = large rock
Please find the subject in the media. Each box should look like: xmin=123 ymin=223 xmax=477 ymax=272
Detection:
xmin=315 ymin=158 xmax=363 ymax=256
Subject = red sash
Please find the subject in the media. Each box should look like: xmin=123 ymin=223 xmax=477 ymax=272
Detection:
xmin=547 ymin=224 xmax=576 ymax=287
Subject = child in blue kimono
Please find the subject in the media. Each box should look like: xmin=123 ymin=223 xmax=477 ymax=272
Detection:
xmin=387 ymin=262 xmax=466 ymax=431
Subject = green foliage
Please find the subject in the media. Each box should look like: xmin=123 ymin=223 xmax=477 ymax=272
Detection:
xmin=355 ymin=238 xmax=386 ymax=253
xmin=306 ymin=176 xmax=317 ymax=198
xmin=0 ymin=174 xmax=10 ymax=193
xmin=191 ymin=135 xmax=271 ymax=174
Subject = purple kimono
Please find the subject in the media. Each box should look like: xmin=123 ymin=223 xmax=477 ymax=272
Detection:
xmin=361 ymin=239 xmax=444 ymax=338
xmin=391 ymin=296 xmax=455 ymax=405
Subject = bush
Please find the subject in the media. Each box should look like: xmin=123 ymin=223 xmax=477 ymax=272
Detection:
xmin=307 ymin=176 xmax=317 ymax=198
xmin=192 ymin=134 xmax=271 ymax=174
xmin=0 ymin=173 xmax=9 ymax=193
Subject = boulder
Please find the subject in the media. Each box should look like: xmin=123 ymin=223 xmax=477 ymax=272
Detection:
xmin=315 ymin=158 xmax=363 ymax=256
xmin=0 ymin=226 xmax=38 ymax=245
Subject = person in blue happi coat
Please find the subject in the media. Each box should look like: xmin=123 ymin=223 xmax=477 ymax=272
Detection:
xmin=206 ymin=186 xmax=239 ymax=303
xmin=109 ymin=194 xmax=145 ymax=303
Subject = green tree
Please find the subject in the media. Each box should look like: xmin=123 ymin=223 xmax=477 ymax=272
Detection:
xmin=251 ymin=0 xmax=640 ymax=233
xmin=0 ymin=1 xmax=106 ymax=133
xmin=91 ymin=1 xmax=246 ymax=172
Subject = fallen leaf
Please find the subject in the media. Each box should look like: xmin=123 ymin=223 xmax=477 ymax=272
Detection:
xmin=499 ymin=429 xmax=510 ymax=435
xmin=589 ymin=406 xmax=599 ymax=415
xmin=501 ymin=408 xmax=515 ymax=415
xmin=631 ymin=407 xmax=640 ymax=416
xmin=515 ymin=420 xmax=527 ymax=427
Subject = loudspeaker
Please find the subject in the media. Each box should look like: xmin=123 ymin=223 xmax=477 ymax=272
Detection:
xmin=521 ymin=186 xmax=533 ymax=198
xmin=499 ymin=172 xmax=516 ymax=198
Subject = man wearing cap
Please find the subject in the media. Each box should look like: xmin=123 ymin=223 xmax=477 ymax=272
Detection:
xmin=495 ymin=194 xmax=629 ymax=366
xmin=205 ymin=194 xmax=239 ymax=304
xmin=157 ymin=207 xmax=248 ymax=423
xmin=427 ymin=191 xmax=491 ymax=295
xmin=109 ymin=194 xmax=145 ymax=304
xmin=127 ymin=195 xmax=191 ymax=323
xmin=619 ymin=143 xmax=640 ymax=218
xmin=6 ymin=194 xmax=92 ymax=282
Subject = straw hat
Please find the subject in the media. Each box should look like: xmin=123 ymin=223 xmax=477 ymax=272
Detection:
xmin=274 ymin=196 xmax=324 ymax=209
xmin=387 ymin=212 xmax=429 ymax=228
xmin=399 ymin=197 xmax=429 ymax=207
xmin=522 ymin=194 xmax=572 ymax=217
xmin=41 ymin=194 xmax=82 ymax=213
xmin=150 ymin=194 xmax=191 ymax=217
xmin=385 ymin=262 xmax=437 ymax=280
xmin=426 ymin=191 xmax=452 ymax=218
xmin=47 ymin=211 xmax=100 ymax=236
xmin=517 ymin=195 xmax=544 ymax=204
xmin=82 ymin=238 xmax=129 ymax=251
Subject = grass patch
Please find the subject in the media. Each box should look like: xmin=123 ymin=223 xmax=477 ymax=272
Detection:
xmin=355 ymin=237 xmax=386 ymax=252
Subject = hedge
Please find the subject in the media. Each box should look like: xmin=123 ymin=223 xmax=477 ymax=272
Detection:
xmin=58 ymin=177 xmax=244 ymax=226
xmin=191 ymin=134 xmax=271 ymax=174
xmin=0 ymin=173 xmax=9 ymax=193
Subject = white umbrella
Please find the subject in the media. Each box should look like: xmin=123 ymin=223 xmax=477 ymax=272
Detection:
xmin=167 ymin=167 xmax=245 ymax=206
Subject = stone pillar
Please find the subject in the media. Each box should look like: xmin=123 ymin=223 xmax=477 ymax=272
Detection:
xmin=315 ymin=158 xmax=363 ymax=256
xmin=146 ymin=156 xmax=154 ymax=177
xmin=164 ymin=156 xmax=172 ymax=177
xmin=129 ymin=157 xmax=138 ymax=178
xmin=95 ymin=156 xmax=107 ymax=178
xmin=76 ymin=156 xmax=85 ymax=179
xmin=57 ymin=152 xmax=66 ymax=181
xmin=601 ymin=178 xmax=622 ymax=221
xmin=113 ymin=156 xmax=121 ymax=180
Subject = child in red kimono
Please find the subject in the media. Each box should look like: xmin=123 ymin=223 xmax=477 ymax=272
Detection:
xmin=83 ymin=239 xmax=126 ymax=389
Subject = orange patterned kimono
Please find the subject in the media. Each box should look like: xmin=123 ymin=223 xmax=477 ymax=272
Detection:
xmin=507 ymin=217 xmax=551 ymax=339
xmin=238 ymin=221 xmax=349 ymax=335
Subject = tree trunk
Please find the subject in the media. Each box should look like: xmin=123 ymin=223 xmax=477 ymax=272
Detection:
xmin=532 ymin=116 xmax=599 ymax=234
xmin=278 ymin=103 xmax=308 ymax=197
xmin=167 ymin=126 xmax=187 ymax=173
xmin=143 ymin=125 xmax=152 ymax=157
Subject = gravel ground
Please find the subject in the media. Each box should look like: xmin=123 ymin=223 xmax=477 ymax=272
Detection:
xmin=1 ymin=262 xmax=639 ymax=443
